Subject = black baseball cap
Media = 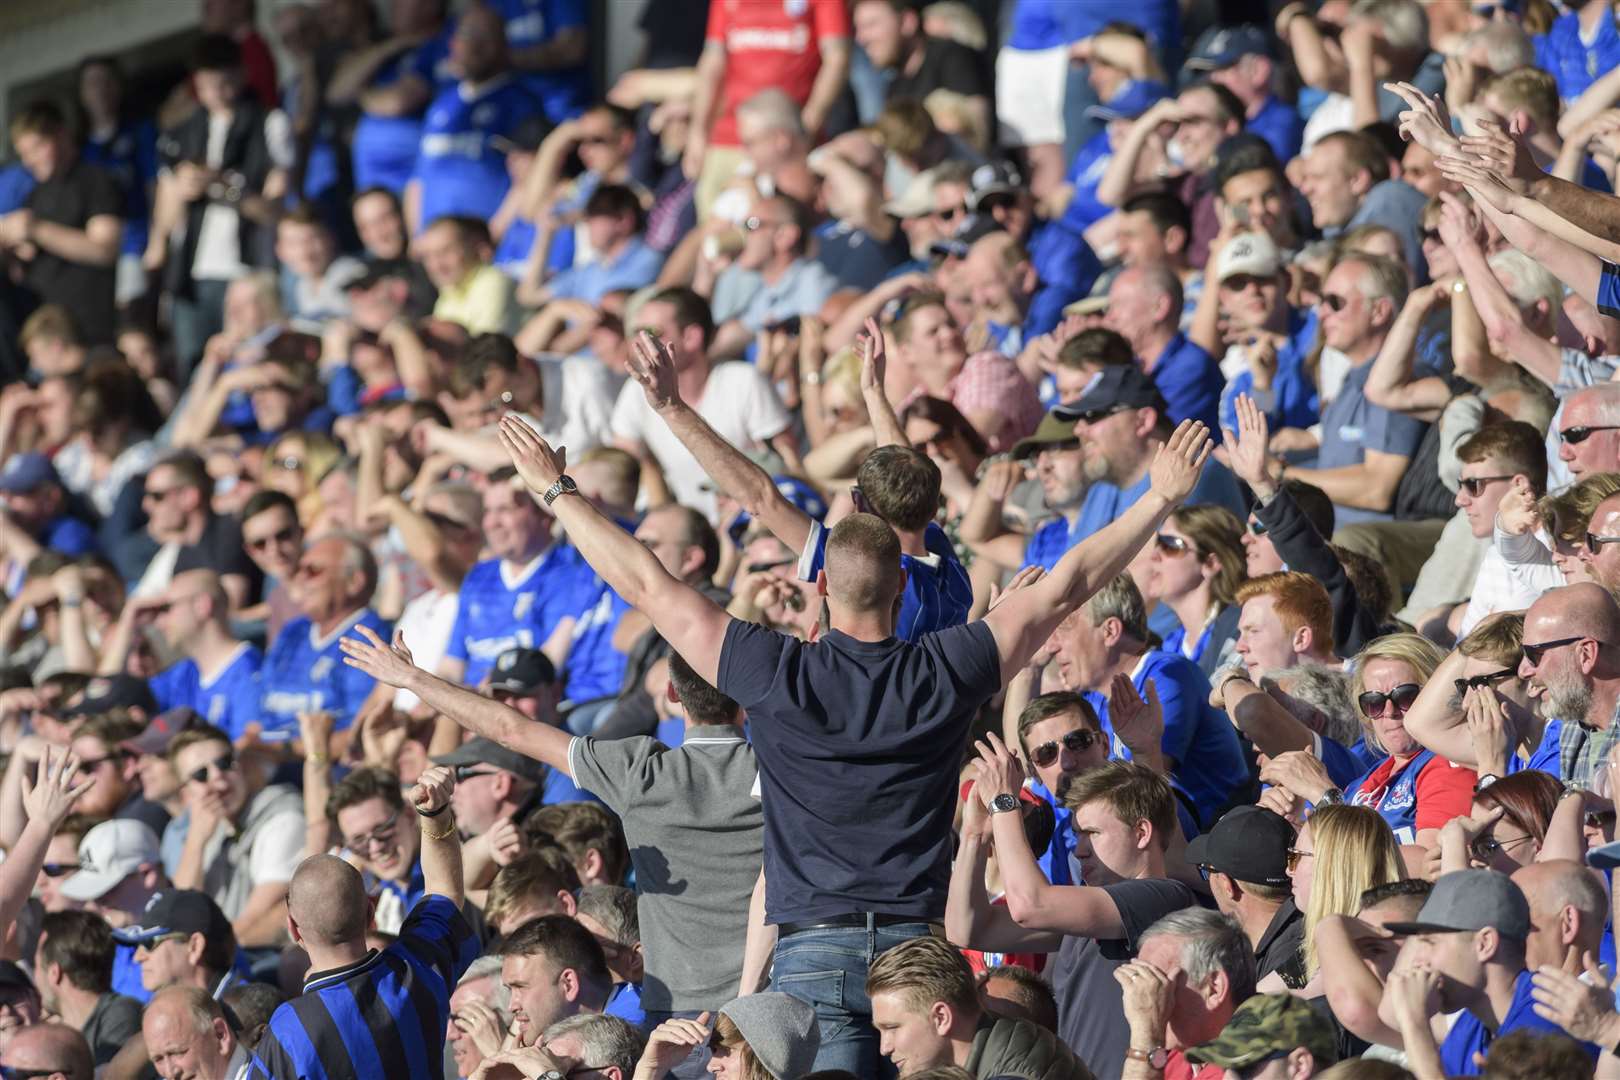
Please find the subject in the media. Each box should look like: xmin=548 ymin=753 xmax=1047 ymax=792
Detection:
xmin=112 ymin=889 xmax=234 ymax=946
xmin=1184 ymin=805 xmax=1294 ymax=887
xmin=63 ymin=675 xmax=157 ymax=718
xmin=0 ymin=961 xmax=35 ymax=996
xmin=430 ymin=736 xmax=547 ymax=785
xmin=1052 ymin=366 xmax=1168 ymax=421
xmin=485 ymin=648 xmax=557 ymax=694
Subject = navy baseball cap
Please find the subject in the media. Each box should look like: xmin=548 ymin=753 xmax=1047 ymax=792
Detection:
xmin=728 ymin=476 xmax=828 ymax=545
xmin=1085 ymin=80 xmax=1172 ymax=122
xmin=63 ymin=675 xmax=157 ymax=718
xmin=1185 ymin=25 xmax=1273 ymax=71
xmin=929 ymin=214 xmax=1003 ymax=260
xmin=486 ymin=648 xmax=557 ymax=694
xmin=1052 ymin=366 xmax=1168 ymax=420
xmin=112 ymin=889 xmax=233 ymax=946
xmin=0 ymin=452 xmax=61 ymax=494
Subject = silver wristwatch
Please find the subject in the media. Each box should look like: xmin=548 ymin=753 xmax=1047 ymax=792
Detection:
xmin=542 ymin=475 xmax=578 ymax=506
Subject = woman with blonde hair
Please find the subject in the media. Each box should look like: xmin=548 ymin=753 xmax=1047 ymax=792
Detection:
xmin=1261 ymin=634 xmax=1475 ymax=850
xmin=261 ymin=430 xmax=342 ymax=527
xmin=1141 ymin=504 xmax=1247 ymax=674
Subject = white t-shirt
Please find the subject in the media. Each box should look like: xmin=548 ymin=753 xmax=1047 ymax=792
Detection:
xmin=524 ymin=353 xmax=624 ymax=455
xmin=610 ymin=361 xmax=792 ymax=518
xmin=392 ymin=587 xmax=459 ymax=712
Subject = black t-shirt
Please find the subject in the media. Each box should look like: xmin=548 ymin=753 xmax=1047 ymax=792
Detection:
xmin=1048 ymin=877 xmax=1198 ymax=1080
xmin=1255 ymin=898 xmax=1307 ymax=985
xmin=174 ymin=513 xmax=261 ymax=589
xmin=717 ymin=619 xmax=1001 ymax=924
xmin=639 ymin=0 xmax=711 ymax=70
xmin=24 ymin=156 xmax=122 ymax=344
xmin=888 ymin=37 xmax=988 ymax=105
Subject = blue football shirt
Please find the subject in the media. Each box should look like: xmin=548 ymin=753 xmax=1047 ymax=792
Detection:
xmin=149 ymin=643 xmax=264 ymax=741
xmin=259 ymin=609 xmax=392 ymax=737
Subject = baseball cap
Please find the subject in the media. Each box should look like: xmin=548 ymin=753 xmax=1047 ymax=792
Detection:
xmin=1385 ymin=868 xmax=1531 ymax=940
xmin=486 ymin=648 xmax=557 ymax=695
xmin=929 ymin=213 xmax=1003 ymax=260
xmin=883 ymin=167 xmax=937 ymax=219
xmin=491 ymin=115 xmax=553 ymax=155
xmin=1213 ymin=232 xmax=1284 ymax=282
xmin=1185 ymin=25 xmax=1273 ymax=72
xmin=62 ymin=674 xmax=157 ymax=718
xmin=124 ymin=706 xmax=203 ymax=757
xmin=728 ymin=475 xmax=828 ymax=546
xmin=0 ymin=452 xmax=61 ymax=495
xmin=112 ymin=889 xmax=233 ymax=946
xmin=1184 ymin=805 xmax=1293 ymax=887
xmin=60 ymin=820 xmax=162 ymax=903
xmin=431 ymin=736 xmax=547 ymax=785
xmin=1085 ymin=80 xmax=1172 ymax=122
xmin=1052 ymin=365 xmax=1168 ymax=421
xmin=1185 ymin=993 xmax=1339 ymax=1069
xmin=967 ymin=161 xmax=1023 ymax=211
xmin=1012 ymin=410 xmax=1083 ymax=459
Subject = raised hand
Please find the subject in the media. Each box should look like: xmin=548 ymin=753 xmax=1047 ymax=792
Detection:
xmin=636 ymin=1013 xmax=713 ymax=1077
xmin=1435 ymin=154 xmax=1517 ymax=214
xmin=1258 ymin=749 xmax=1335 ymax=806
xmin=629 ymin=330 xmax=683 ymax=412
xmin=451 ymin=1000 xmax=507 ymax=1059
xmin=487 ymin=816 xmax=525 ymax=867
xmin=1384 ymin=966 xmax=1442 ymax=1029
xmin=981 ymin=457 xmax=1026 ymax=502
xmin=970 ymin=732 xmax=1027 ymax=809
xmin=1114 ymin=960 xmax=1174 ymax=1046
xmin=1530 ymin=954 xmax=1620 ymax=1045
xmin=1464 ymin=685 xmax=1512 ymax=776
xmin=20 ymin=746 xmax=93 ymax=831
xmin=1437 ymin=190 xmax=1485 ymax=251
xmin=1385 ymin=81 xmax=1460 ymax=158
xmin=1496 ymin=479 xmax=1540 ymax=536
xmin=410 ymin=764 xmax=456 ymax=818
xmin=1222 ymin=394 xmax=1273 ymax=493
xmin=497 ymin=414 xmax=566 ymax=496
xmin=987 ymin=565 xmax=1045 ymax=613
xmin=340 ymin=625 xmax=421 ymax=688
xmin=1459 ymin=117 xmax=1542 ymax=190
xmin=1109 ymin=675 xmax=1163 ymax=755
xmin=296 ymin=711 xmax=336 ymax=763
xmin=1148 ymin=420 xmax=1213 ymax=505
xmin=858 ymin=316 xmax=887 ymax=395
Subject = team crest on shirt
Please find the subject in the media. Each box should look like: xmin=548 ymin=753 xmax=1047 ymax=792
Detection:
xmin=311 ymin=657 xmax=334 ymax=682
xmin=513 ymin=593 xmax=536 ymax=620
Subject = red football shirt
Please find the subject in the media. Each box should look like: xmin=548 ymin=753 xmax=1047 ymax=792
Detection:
xmin=705 ymin=0 xmax=849 ymax=145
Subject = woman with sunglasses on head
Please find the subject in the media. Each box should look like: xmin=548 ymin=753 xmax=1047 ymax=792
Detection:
xmin=259 ymin=431 xmax=340 ymax=529
xmin=1433 ymin=769 xmax=1560 ymax=877
xmin=1262 ymin=633 xmax=1475 ymax=851
xmin=1142 ymin=504 xmax=1246 ymax=674
xmin=1256 ymin=803 xmax=1402 ymax=994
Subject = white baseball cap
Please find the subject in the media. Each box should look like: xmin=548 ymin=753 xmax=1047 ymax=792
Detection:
xmin=59 ymin=820 xmax=161 ymax=903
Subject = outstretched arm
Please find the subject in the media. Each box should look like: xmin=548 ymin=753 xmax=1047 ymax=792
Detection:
xmin=629 ymin=331 xmax=814 ymax=554
xmin=982 ymin=421 xmax=1211 ymax=684
xmin=857 ymin=319 xmax=907 ymax=449
xmin=498 ymin=416 xmax=733 ymax=684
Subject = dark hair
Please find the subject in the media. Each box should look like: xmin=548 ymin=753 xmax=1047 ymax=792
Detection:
xmin=976 ymin=964 xmax=1059 ymax=1033
xmin=190 ymin=34 xmax=242 ymax=74
xmin=351 ymin=186 xmax=404 ymax=214
xmin=1120 ymin=192 xmax=1192 ymax=239
xmin=75 ymin=356 xmax=163 ymax=437
xmin=1358 ymin=877 xmax=1432 ymax=911
xmin=1214 ymin=139 xmax=1287 ymax=198
xmin=39 ymin=910 xmax=116 ymax=992
xmin=857 ymin=445 xmax=942 ymax=531
xmin=1186 ymin=79 xmax=1245 ymax=126
xmin=222 ymin=981 xmax=286 ymax=1046
xmin=451 ymin=333 xmax=523 ymax=396
xmin=1330 ymin=544 xmax=1394 ymax=626
xmin=325 ymin=766 xmax=406 ymax=828
xmin=669 ymin=505 xmax=721 ymax=580
xmin=1359 ymin=121 xmax=1407 ymax=168
xmin=1057 ymin=328 xmax=1134 ymax=371
xmin=1280 ymin=479 xmax=1336 ymax=540
xmin=1481 ymin=1030 xmax=1599 ymax=1080
xmin=241 ymin=488 xmax=298 ymax=525
xmin=494 ymin=914 xmax=611 ymax=990
xmin=897 ymin=396 xmax=989 ymax=459
xmin=667 ymin=651 xmax=740 ymax=725
xmin=525 ymin=802 xmax=631 ymax=885
xmin=770 ymin=193 xmax=816 ymax=256
xmin=149 ymin=450 xmax=212 ymax=499
xmin=1474 ymin=770 xmax=1561 ymax=846
xmin=1016 ymin=691 xmax=1101 ymax=758
xmin=1317 ymin=130 xmax=1392 ymax=185
xmin=10 ymin=100 xmax=69 ymax=141
xmin=584 ymin=184 xmax=644 ymax=232
xmin=645 ymin=287 xmax=715 ymax=349
xmin=278 ymin=203 xmax=329 ymax=232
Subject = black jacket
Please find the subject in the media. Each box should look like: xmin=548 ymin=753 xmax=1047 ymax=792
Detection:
xmin=1253 ymin=488 xmax=1382 ymax=655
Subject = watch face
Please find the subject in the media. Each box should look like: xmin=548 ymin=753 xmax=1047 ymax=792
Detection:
xmin=991 ymin=793 xmax=1019 ymax=813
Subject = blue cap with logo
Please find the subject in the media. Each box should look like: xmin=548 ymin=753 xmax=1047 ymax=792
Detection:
xmin=0 ymin=452 xmax=61 ymax=494
xmin=1185 ymin=25 xmax=1273 ymax=71
xmin=1085 ymin=80 xmax=1172 ymax=122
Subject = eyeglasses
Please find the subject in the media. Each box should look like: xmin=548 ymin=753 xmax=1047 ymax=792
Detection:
xmin=743 ymin=216 xmax=782 ymax=232
xmin=345 ymin=809 xmax=402 ymax=853
xmin=1560 ymin=425 xmax=1620 ymax=445
xmin=142 ymin=486 xmax=183 ymax=503
xmin=1421 ymin=227 xmax=1443 ymax=244
xmin=1154 ymin=534 xmax=1194 ymax=556
xmin=1358 ymin=683 xmax=1422 ymax=717
xmin=1069 ymin=405 xmax=1131 ymax=425
xmin=272 ymin=456 xmax=304 ymax=472
xmin=454 ymin=765 xmax=498 ymax=782
xmin=1221 ymin=273 xmax=1274 ymax=293
xmin=77 ymin=750 xmax=131 ymax=772
xmin=1321 ymin=293 xmax=1351 ymax=312
xmin=1587 ymin=532 xmax=1620 ymax=555
xmin=1521 ymin=636 xmax=1587 ymax=666
xmin=1285 ymin=848 xmax=1314 ymax=874
xmin=579 ymin=133 xmax=613 ymax=146
xmin=1459 ymin=475 xmax=1514 ymax=497
xmin=1468 ymin=833 xmax=1535 ymax=861
xmin=39 ymin=862 xmax=79 ymax=878
xmin=1454 ymin=669 xmax=1516 ymax=696
xmin=1196 ymin=863 xmax=1216 ymax=881
xmin=247 ymin=524 xmax=299 ymax=552
xmin=134 ymin=931 xmax=190 ymax=954
xmin=184 ymin=751 xmax=236 ymax=786
xmin=1029 ymin=729 xmax=1102 ymax=768
xmin=934 ymin=205 xmax=966 ymax=222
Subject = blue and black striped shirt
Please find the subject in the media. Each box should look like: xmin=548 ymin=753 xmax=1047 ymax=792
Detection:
xmin=248 ymin=895 xmax=477 ymax=1080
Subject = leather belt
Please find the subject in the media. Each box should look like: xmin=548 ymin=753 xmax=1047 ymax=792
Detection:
xmin=778 ymin=913 xmax=944 ymax=937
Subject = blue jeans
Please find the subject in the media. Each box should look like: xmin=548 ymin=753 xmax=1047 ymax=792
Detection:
xmin=769 ymin=920 xmax=936 ymax=1077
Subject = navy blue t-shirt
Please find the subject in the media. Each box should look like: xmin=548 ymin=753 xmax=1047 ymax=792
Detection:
xmin=717 ymin=619 xmax=1001 ymax=924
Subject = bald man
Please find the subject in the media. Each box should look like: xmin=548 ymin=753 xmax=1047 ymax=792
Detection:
xmin=1512 ymin=860 xmax=1608 ymax=972
xmin=144 ymin=986 xmax=246 ymax=1080
xmin=962 ymin=232 xmax=1039 ymax=356
xmin=1103 ymin=264 xmax=1224 ymax=431
xmin=1519 ymin=582 xmax=1620 ymax=786
xmin=0 ymin=1022 xmax=92 ymax=1080
xmin=104 ymin=569 xmax=264 ymax=740
xmin=1583 ymin=493 xmax=1620 ymax=596
xmin=1557 ymin=385 xmax=1620 ymax=483
xmin=251 ymin=766 xmax=477 ymax=1080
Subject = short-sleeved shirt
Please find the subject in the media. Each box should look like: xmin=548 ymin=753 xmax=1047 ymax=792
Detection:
xmin=1315 ymin=359 xmax=1428 ymax=526
xmin=713 ymin=258 xmax=840 ymax=333
xmin=1248 ymin=95 xmax=1304 ymax=163
xmin=1346 ymin=749 xmax=1475 ymax=845
xmin=1148 ymin=333 xmax=1223 ymax=432
xmin=447 ymin=548 xmax=603 ymax=688
xmin=1440 ymin=969 xmax=1600 ymax=1075
xmin=353 ymin=29 xmax=455 ymax=194
xmin=903 ymin=350 xmax=1042 ymax=455
xmin=259 ymin=609 xmax=391 ymax=736
xmin=82 ymin=120 xmax=158 ymax=254
xmin=705 ymin=0 xmax=851 ymax=146
xmin=798 ymin=520 xmax=971 ymax=640
xmin=1022 ymin=513 xmax=1083 ymax=573
xmin=148 ymin=642 xmax=263 ymax=740
xmin=568 ymin=725 xmax=763 ymax=1012
xmin=197 ymin=784 xmax=305 ymax=920
xmin=491 ymin=0 xmax=591 ymax=120
xmin=24 ymin=156 xmax=123 ymax=344
xmin=413 ymin=77 xmax=544 ymax=228
xmin=717 ymin=619 xmax=1001 ymax=924
xmin=611 ymin=362 xmax=791 ymax=518
xmin=1537 ymin=12 xmax=1620 ymax=105
xmin=1050 ymin=878 xmax=1199 ymax=1077
xmin=251 ymin=895 xmax=478 ymax=1080
xmin=172 ymin=513 xmax=258 ymax=585
xmin=546 ymin=236 xmax=664 ymax=304
xmin=83 ymin=991 xmax=143 ymax=1066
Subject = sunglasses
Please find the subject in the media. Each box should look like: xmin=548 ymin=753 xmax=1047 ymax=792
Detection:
xmin=1221 ymin=273 xmax=1274 ymax=293
xmin=185 ymin=751 xmax=237 ymax=786
xmin=1358 ymin=683 xmax=1422 ymax=717
xmin=77 ymin=750 xmax=132 ymax=772
xmin=1322 ymin=293 xmax=1351 ymax=312
xmin=1154 ymin=534 xmax=1194 ymax=555
xmin=1247 ymin=517 xmax=1268 ymax=536
xmin=272 ymin=456 xmax=304 ymax=472
xmin=142 ymin=486 xmax=184 ymax=503
xmin=1285 ymin=848 xmax=1314 ymax=874
xmin=1454 ymin=668 xmax=1516 ymax=696
xmin=1587 ymin=532 xmax=1620 ymax=555
xmin=1469 ymin=833 xmax=1534 ymax=861
xmin=1560 ymin=425 xmax=1620 ymax=445
xmin=1421 ymin=227 xmax=1443 ymax=244
xmin=1587 ymin=810 xmax=1617 ymax=829
xmin=1029 ymin=729 xmax=1102 ymax=768
xmin=247 ymin=525 xmax=299 ymax=552
xmin=1459 ymin=475 xmax=1514 ymax=497
xmin=1522 ymin=636 xmax=1587 ymax=666
xmin=578 ymin=133 xmax=614 ymax=146
xmin=1070 ymin=405 xmax=1131 ymax=425
xmin=934 ymin=205 xmax=966 ymax=221
xmin=39 ymin=862 xmax=79 ymax=878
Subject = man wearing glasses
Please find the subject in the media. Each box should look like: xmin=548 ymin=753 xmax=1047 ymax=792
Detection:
xmin=1555 ymin=383 xmax=1620 ymax=484
xmin=116 ymin=451 xmax=256 ymax=608
xmin=1579 ymin=490 xmax=1620 ymax=595
xmin=0 ymin=1022 xmax=91 ymax=1080
xmin=56 ymin=819 xmax=167 ymax=1003
xmin=1515 ymin=582 xmax=1620 ymax=789
xmin=1453 ymin=423 xmax=1551 ymax=636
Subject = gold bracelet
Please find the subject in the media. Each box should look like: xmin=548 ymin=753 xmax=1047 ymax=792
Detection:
xmin=420 ymin=813 xmax=458 ymax=841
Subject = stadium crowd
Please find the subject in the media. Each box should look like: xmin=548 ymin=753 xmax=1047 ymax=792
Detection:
xmin=18 ymin=0 xmax=1620 ymax=1078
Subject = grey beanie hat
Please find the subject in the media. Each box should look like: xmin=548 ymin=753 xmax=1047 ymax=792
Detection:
xmin=717 ymin=992 xmax=821 ymax=1079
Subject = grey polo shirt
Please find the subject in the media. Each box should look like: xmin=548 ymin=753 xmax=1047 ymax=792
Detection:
xmin=568 ymin=724 xmax=763 ymax=1013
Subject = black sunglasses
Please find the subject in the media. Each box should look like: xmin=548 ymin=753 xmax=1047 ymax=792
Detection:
xmin=1522 ymin=636 xmax=1587 ymax=666
xmin=1247 ymin=517 xmax=1268 ymax=536
xmin=1322 ymin=293 xmax=1351 ymax=312
xmin=1029 ymin=729 xmax=1102 ymax=768
xmin=1358 ymin=683 xmax=1422 ymax=717
xmin=185 ymin=751 xmax=237 ymax=786
xmin=1459 ymin=475 xmax=1514 ymax=497
xmin=1454 ymin=669 xmax=1516 ymax=696
xmin=1587 ymin=531 xmax=1620 ymax=555
xmin=1154 ymin=534 xmax=1194 ymax=555
xmin=40 ymin=862 xmax=79 ymax=878
xmin=1069 ymin=405 xmax=1131 ymax=425
xmin=1588 ymin=809 xmax=1617 ymax=829
xmin=1561 ymin=425 xmax=1620 ymax=445
xmin=1469 ymin=833 xmax=1534 ymax=861
xmin=247 ymin=525 xmax=299 ymax=552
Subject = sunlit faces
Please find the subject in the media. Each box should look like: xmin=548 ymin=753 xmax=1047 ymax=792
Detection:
xmin=1357 ymin=657 xmax=1424 ymax=758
